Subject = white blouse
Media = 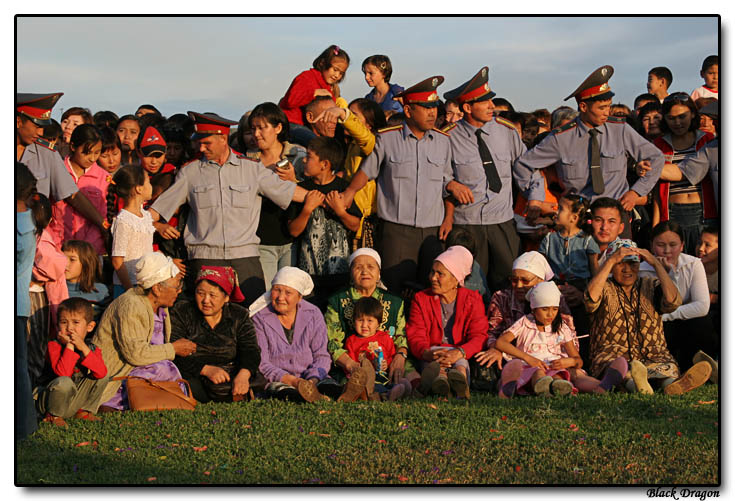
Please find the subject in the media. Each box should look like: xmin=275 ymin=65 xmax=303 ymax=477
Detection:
xmin=110 ymin=207 xmax=155 ymax=286
xmin=639 ymin=253 xmax=710 ymax=321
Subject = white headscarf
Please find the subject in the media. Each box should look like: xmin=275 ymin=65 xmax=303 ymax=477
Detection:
xmin=348 ymin=248 xmax=381 ymax=268
xmin=248 ymin=266 xmax=314 ymax=316
xmin=512 ymin=251 xmax=555 ymax=281
xmin=135 ymin=252 xmax=180 ymax=289
xmin=525 ymin=281 xmax=561 ymax=309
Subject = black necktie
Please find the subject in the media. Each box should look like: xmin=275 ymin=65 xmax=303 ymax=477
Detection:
xmin=475 ymin=128 xmax=501 ymax=193
xmin=588 ymin=129 xmax=604 ymax=194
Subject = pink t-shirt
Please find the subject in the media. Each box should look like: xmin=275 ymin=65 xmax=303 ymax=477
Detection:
xmin=49 ymin=158 xmax=110 ymax=254
xmin=503 ymin=314 xmax=576 ymax=363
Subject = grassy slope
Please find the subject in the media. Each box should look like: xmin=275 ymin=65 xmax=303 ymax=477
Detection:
xmin=16 ymin=385 xmax=719 ymax=485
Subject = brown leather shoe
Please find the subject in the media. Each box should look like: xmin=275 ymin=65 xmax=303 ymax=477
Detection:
xmin=338 ymin=367 xmax=369 ymax=402
xmin=448 ymin=368 xmax=470 ymax=399
xmin=297 ymin=379 xmax=327 ymax=403
xmin=664 ymin=361 xmax=712 ymax=395
xmin=74 ymin=409 xmax=102 ymax=422
xmin=360 ymin=357 xmax=376 ymax=396
xmin=42 ymin=413 xmax=68 ymax=428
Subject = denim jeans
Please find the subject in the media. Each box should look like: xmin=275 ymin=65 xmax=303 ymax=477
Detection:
xmin=669 ymin=203 xmax=703 ymax=255
xmin=258 ymin=243 xmax=295 ymax=288
xmin=15 ymin=316 xmax=37 ymax=440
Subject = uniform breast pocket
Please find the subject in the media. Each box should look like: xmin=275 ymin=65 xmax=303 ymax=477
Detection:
xmin=492 ymin=152 xmax=512 ymax=181
xmin=229 ymin=184 xmax=252 ymax=208
xmin=426 ymin=154 xmax=447 ymax=181
xmin=559 ymin=158 xmax=587 ymax=181
xmin=192 ymin=184 xmax=218 ymax=209
xmin=387 ymin=154 xmax=413 ymax=180
xmin=600 ymin=147 xmax=625 ymax=172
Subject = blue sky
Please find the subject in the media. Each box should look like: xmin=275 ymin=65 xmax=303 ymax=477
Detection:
xmin=16 ymin=16 xmax=718 ymax=121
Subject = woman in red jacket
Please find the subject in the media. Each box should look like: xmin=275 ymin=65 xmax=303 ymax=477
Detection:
xmin=406 ymin=246 xmax=488 ymax=399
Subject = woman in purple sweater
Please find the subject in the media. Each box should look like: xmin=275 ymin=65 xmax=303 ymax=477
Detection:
xmin=250 ymin=267 xmax=340 ymax=402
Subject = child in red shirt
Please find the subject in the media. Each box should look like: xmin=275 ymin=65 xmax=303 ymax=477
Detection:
xmin=344 ymin=297 xmax=411 ymax=401
xmin=278 ymin=44 xmax=350 ymax=126
xmin=37 ymin=298 xmax=108 ymax=427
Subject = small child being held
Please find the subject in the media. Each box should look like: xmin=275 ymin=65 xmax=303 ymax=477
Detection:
xmin=344 ymin=297 xmax=412 ymax=400
xmin=495 ymin=282 xmax=627 ymax=398
xmin=288 ymin=136 xmax=362 ymax=301
xmin=539 ymin=193 xmax=600 ymax=291
xmin=37 ymin=297 xmax=108 ymax=427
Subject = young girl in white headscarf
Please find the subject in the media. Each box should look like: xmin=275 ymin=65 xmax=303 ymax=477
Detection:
xmin=495 ymin=281 xmax=627 ymax=398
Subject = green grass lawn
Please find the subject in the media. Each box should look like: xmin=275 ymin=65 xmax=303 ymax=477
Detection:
xmin=16 ymin=385 xmax=719 ymax=485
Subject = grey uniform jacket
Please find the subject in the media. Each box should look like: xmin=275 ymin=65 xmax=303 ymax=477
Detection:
xmin=513 ymin=116 xmax=664 ymax=202
xmin=151 ymin=150 xmax=296 ymax=260
xmin=359 ymin=122 xmax=454 ymax=228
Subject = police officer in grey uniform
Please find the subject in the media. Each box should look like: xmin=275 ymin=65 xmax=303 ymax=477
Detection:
xmin=149 ymin=112 xmax=308 ymax=306
xmin=16 ymin=92 xmax=107 ymax=232
xmin=341 ymin=76 xmax=473 ymax=293
xmin=513 ymin=65 xmax=664 ymax=239
xmin=443 ymin=67 xmax=526 ymax=291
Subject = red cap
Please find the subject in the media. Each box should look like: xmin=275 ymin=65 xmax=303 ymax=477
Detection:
xmin=139 ymin=126 xmax=167 ymax=156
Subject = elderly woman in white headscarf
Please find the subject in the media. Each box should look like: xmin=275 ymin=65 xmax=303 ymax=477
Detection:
xmin=249 ymin=267 xmax=337 ymax=402
xmin=93 ymin=252 xmax=197 ymax=411
xmin=474 ymin=251 xmax=577 ymax=369
xmin=324 ymin=248 xmax=416 ymax=387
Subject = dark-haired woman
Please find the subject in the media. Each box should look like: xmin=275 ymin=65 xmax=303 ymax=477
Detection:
xmin=116 ymin=114 xmax=142 ymax=165
xmin=639 ymin=221 xmax=717 ymax=373
xmin=243 ymin=102 xmax=307 ymax=286
xmin=58 ymin=107 xmax=93 ymax=158
xmin=107 ymin=165 xmax=154 ymax=297
xmin=170 ymin=266 xmax=261 ymax=402
xmin=362 ymin=54 xmax=404 ymax=114
xmin=651 ymin=93 xmax=716 ymax=254
xmin=49 ymin=124 xmax=109 ymax=255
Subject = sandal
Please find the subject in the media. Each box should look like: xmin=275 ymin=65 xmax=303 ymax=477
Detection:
xmin=74 ymin=409 xmax=102 ymax=422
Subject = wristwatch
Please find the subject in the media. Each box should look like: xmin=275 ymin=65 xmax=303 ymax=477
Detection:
xmin=456 ymin=347 xmax=466 ymax=358
xmin=395 ymin=352 xmax=408 ymax=359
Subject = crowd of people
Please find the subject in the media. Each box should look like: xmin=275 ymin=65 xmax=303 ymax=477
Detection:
xmin=15 ymin=45 xmax=720 ymax=441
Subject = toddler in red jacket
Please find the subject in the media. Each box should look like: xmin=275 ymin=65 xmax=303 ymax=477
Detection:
xmin=344 ymin=297 xmax=412 ymax=400
xmin=37 ymin=298 xmax=108 ymax=427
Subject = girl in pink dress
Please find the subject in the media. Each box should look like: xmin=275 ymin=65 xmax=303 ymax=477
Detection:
xmin=496 ymin=282 xmax=627 ymax=398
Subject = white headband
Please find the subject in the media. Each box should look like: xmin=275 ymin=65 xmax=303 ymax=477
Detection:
xmin=135 ymin=252 xmax=180 ymax=289
xmin=512 ymin=251 xmax=555 ymax=281
xmin=248 ymin=267 xmax=314 ymax=316
xmin=525 ymin=281 xmax=561 ymax=309
xmin=348 ymin=248 xmax=381 ymax=268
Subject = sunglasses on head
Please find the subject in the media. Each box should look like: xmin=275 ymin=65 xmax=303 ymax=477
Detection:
xmin=663 ymin=92 xmax=692 ymax=104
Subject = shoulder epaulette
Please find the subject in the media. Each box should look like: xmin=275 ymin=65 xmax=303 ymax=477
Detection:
xmin=494 ymin=116 xmax=517 ymax=131
xmin=440 ymin=122 xmax=458 ymax=134
xmin=552 ymin=121 xmax=578 ymax=135
xmin=34 ymin=138 xmax=57 ymax=151
xmin=606 ymin=116 xmax=626 ymax=124
xmin=432 ymin=127 xmax=450 ymax=137
xmin=377 ymin=125 xmax=403 ymax=134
